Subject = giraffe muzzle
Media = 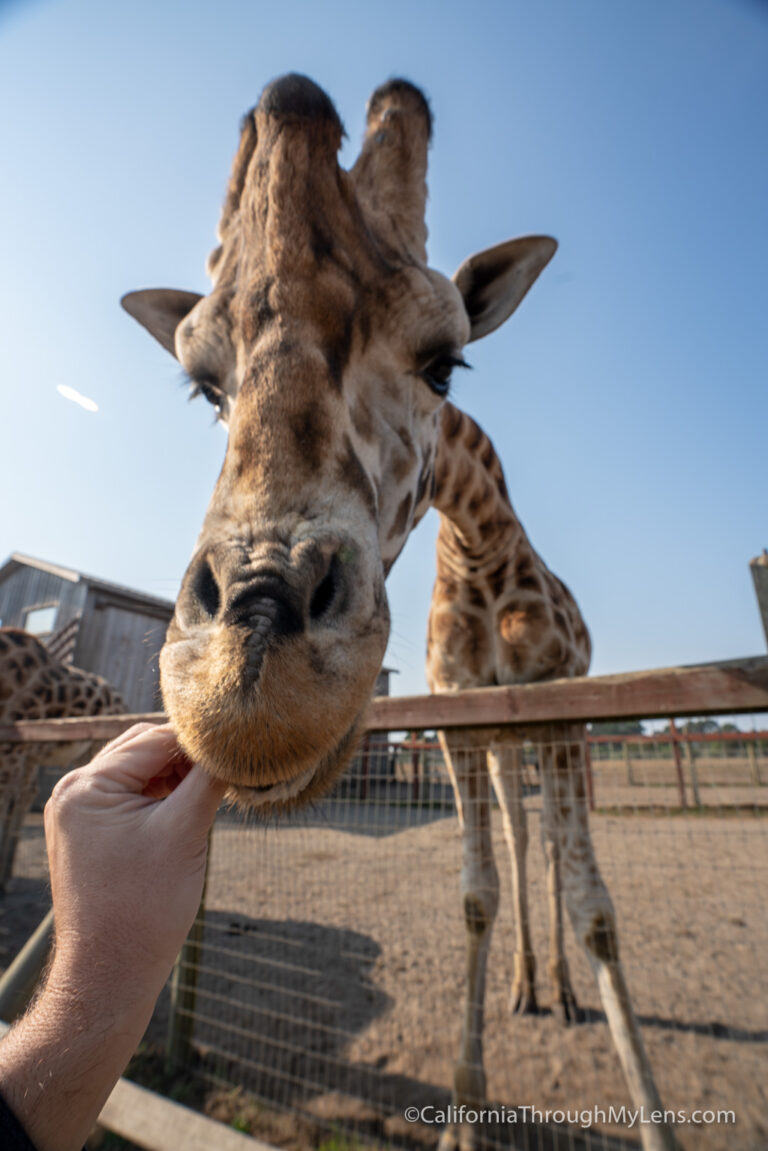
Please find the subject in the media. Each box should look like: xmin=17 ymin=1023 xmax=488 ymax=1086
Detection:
xmin=160 ymin=529 xmax=389 ymax=801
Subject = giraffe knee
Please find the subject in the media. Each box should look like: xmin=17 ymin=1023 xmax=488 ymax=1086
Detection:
xmin=584 ymin=912 xmax=619 ymax=963
xmin=463 ymin=892 xmax=497 ymax=935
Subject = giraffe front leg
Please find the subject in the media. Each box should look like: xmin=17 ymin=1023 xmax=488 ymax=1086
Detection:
xmin=542 ymin=732 xmax=680 ymax=1151
xmin=487 ymin=744 xmax=538 ymax=1016
xmin=541 ymin=819 xmax=580 ymax=1024
xmin=438 ymin=735 xmax=499 ymax=1151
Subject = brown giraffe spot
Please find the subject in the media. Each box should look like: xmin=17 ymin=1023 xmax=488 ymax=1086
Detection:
xmin=463 ymin=894 xmax=488 ymax=935
xmin=467 ymin=586 xmax=486 ymax=609
xmin=463 ymin=615 xmax=489 ymax=677
xmin=439 ymin=576 xmax=459 ymax=600
xmin=322 ymin=308 xmax=355 ymax=391
xmin=553 ymin=609 xmax=570 ymax=635
xmin=387 ymin=492 xmax=413 ymax=541
xmin=585 ymin=913 xmax=619 ymax=964
xmin=414 ymin=463 xmax=431 ymax=507
xmin=487 ymin=560 xmax=508 ymax=600
xmin=433 ymin=458 xmax=450 ymax=497
xmin=464 ymin=418 xmax=483 ymax=452
xmin=544 ymin=636 xmax=567 ymax=666
xmin=290 ymin=401 xmax=331 ymax=474
xmin=441 ymin=404 xmax=463 ymax=442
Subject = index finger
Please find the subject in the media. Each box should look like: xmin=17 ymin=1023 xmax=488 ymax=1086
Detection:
xmin=80 ymin=724 xmax=188 ymax=792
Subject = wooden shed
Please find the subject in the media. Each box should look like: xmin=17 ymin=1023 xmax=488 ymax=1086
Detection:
xmin=0 ymin=553 xmax=174 ymax=712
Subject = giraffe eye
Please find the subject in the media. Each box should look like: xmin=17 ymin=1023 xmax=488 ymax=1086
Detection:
xmin=189 ymin=373 xmax=224 ymax=415
xmin=420 ymin=353 xmax=469 ymax=397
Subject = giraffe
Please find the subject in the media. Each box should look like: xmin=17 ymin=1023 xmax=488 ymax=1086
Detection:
xmin=122 ymin=75 xmax=678 ymax=1151
xmin=0 ymin=628 xmax=125 ymax=890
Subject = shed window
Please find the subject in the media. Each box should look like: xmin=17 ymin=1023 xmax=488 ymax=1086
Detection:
xmin=24 ymin=605 xmax=58 ymax=638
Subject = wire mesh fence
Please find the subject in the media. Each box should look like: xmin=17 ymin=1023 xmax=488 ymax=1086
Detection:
xmin=2 ymin=664 xmax=767 ymax=1151
xmin=153 ymin=721 xmax=767 ymax=1151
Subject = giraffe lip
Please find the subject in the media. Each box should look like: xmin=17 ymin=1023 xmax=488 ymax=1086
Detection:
xmin=228 ymin=763 xmax=317 ymax=807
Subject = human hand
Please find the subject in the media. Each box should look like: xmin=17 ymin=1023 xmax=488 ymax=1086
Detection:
xmin=44 ymin=722 xmax=226 ymax=1004
xmin=0 ymin=725 xmax=226 ymax=1151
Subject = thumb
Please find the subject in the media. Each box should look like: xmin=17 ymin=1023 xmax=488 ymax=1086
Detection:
xmin=156 ymin=762 xmax=227 ymax=841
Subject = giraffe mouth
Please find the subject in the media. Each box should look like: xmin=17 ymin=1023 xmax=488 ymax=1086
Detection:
xmin=227 ymin=763 xmax=317 ymax=808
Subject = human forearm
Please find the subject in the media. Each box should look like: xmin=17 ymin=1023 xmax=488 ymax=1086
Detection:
xmin=0 ymin=954 xmax=162 ymax=1151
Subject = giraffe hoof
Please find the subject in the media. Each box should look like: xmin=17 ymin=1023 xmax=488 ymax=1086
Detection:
xmin=510 ymin=983 xmax=539 ymax=1015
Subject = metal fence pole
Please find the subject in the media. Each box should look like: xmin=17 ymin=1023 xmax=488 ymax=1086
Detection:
xmin=0 ymin=908 xmax=54 ymax=1024
xmin=668 ymin=719 xmax=688 ymax=809
xmin=685 ymin=741 xmax=701 ymax=807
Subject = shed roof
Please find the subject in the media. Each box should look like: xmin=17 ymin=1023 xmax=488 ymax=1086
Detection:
xmin=0 ymin=553 xmax=175 ymax=615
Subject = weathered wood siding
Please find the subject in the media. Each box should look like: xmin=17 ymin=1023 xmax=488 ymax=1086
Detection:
xmin=75 ymin=590 xmax=171 ymax=712
xmin=0 ymin=568 xmax=86 ymax=632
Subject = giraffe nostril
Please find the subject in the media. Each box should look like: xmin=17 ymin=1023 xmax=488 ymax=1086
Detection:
xmin=194 ymin=558 xmax=221 ymax=620
xmin=309 ymin=554 xmax=340 ymax=621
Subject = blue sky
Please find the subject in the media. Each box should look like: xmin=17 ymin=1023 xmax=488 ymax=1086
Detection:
xmin=0 ymin=0 xmax=766 ymax=696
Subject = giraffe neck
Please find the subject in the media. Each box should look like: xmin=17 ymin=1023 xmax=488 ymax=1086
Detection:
xmin=431 ymin=403 xmax=527 ymax=572
xmin=425 ymin=406 xmax=591 ymax=688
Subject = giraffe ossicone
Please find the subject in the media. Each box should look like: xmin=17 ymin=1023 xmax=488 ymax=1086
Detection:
xmin=123 ymin=74 xmax=679 ymax=1151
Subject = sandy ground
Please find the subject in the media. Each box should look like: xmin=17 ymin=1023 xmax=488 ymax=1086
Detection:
xmin=2 ymin=790 xmax=767 ymax=1151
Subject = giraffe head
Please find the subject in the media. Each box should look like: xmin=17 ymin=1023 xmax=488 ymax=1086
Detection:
xmin=122 ymin=75 xmax=555 ymax=809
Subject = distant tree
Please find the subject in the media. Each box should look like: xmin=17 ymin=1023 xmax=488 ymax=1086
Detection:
xmin=590 ymin=720 xmax=645 ymax=736
xmin=589 ymin=720 xmax=644 ymax=759
xmin=681 ymin=719 xmax=720 ymax=735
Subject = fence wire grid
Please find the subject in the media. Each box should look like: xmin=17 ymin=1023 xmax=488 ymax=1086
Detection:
xmin=135 ymin=719 xmax=768 ymax=1151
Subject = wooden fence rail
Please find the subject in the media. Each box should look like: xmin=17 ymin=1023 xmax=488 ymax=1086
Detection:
xmin=1 ymin=655 xmax=767 ymax=745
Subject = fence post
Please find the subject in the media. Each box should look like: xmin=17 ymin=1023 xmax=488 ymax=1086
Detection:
xmin=668 ymin=719 xmax=688 ymax=809
xmin=411 ymin=734 xmax=420 ymax=803
xmin=624 ymin=742 xmax=635 ymax=786
xmin=747 ymin=740 xmax=762 ymax=786
xmin=685 ymin=740 xmax=701 ymax=807
xmin=584 ymin=739 xmax=595 ymax=811
xmin=359 ymin=736 xmax=370 ymax=801
xmin=166 ymin=832 xmax=211 ymax=1072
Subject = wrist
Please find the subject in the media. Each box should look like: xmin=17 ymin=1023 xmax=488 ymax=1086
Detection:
xmin=48 ymin=926 xmax=175 ymax=1017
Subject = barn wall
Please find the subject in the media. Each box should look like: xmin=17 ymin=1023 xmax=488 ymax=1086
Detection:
xmin=0 ymin=567 xmax=86 ymax=633
xmin=75 ymin=589 xmax=171 ymax=712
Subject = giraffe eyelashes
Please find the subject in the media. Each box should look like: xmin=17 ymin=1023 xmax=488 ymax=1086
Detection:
xmin=185 ymin=371 xmax=226 ymax=418
xmin=420 ymin=353 xmax=470 ymax=397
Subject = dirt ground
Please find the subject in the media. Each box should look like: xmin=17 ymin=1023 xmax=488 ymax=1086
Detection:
xmin=2 ymin=792 xmax=766 ymax=1151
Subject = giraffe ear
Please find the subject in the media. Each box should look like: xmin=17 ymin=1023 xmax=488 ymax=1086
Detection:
xmin=120 ymin=289 xmax=204 ymax=358
xmin=453 ymin=236 xmax=557 ymax=343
